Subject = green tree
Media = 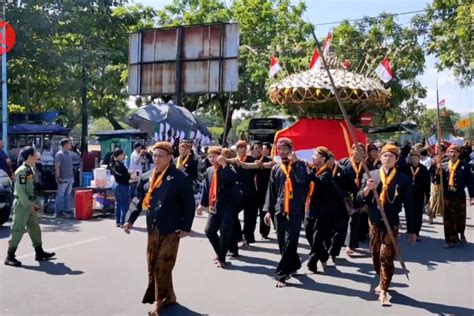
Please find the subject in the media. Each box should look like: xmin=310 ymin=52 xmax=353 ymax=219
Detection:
xmin=414 ymin=0 xmax=473 ymax=87
xmin=154 ymin=0 xmax=311 ymax=144
xmin=330 ymin=15 xmax=427 ymax=127
xmin=6 ymin=1 xmax=155 ymax=129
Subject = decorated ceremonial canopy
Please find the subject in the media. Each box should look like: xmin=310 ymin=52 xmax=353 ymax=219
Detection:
xmin=268 ymin=68 xmax=391 ymax=116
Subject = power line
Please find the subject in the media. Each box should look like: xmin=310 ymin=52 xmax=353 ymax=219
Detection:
xmin=311 ymin=5 xmax=463 ymax=27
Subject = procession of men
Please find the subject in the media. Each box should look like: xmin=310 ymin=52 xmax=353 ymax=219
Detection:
xmin=4 ymin=137 xmax=473 ymax=314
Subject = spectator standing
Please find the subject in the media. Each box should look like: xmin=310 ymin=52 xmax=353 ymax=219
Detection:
xmin=110 ymin=148 xmax=130 ymax=227
xmin=54 ymin=139 xmax=74 ymax=218
xmin=129 ymin=142 xmax=145 ymax=198
xmin=0 ymin=139 xmax=12 ymax=176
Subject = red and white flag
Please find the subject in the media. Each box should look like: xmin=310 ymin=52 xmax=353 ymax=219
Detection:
xmin=269 ymin=56 xmax=281 ymax=78
xmin=309 ymin=32 xmax=332 ymax=72
xmin=438 ymin=98 xmax=446 ymax=107
xmin=374 ymin=58 xmax=393 ymax=83
xmin=273 ymin=119 xmax=367 ymax=161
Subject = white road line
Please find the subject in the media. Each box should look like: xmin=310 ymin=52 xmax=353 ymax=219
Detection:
xmin=17 ymin=236 xmax=108 ymax=259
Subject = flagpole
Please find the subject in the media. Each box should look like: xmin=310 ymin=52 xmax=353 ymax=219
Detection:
xmin=308 ymin=22 xmax=410 ymax=281
xmin=435 ymin=76 xmax=445 ymax=221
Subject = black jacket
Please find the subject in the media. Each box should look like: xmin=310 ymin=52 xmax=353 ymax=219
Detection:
xmin=200 ymin=165 xmax=239 ymax=214
xmin=356 ymin=168 xmax=416 ymax=233
xmin=430 ymin=160 xmax=474 ymax=199
xmin=235 ymin=155 xmax=258 ymax=198
xmin=264 ymin=160 xmax=307 ymax=217
xmin=400 ymin=164 xmax=431 ymax=203
xmin=111 ymin=160 xmax=130 ymax=185
xmin=340 ymin=158 xmax=375 ymax=198
xmin=255 ymin=155 xmax=272 ymax=208
xmin=307 ymin=167 xmax=339 ymax=218
xmin=174 ymin=153 xmax=199 ymax=182
xmin=125 ymin=164 xmax=195 ymax=235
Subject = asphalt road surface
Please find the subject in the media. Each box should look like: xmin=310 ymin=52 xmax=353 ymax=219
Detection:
xmin=1 ymin=205 xmax=473 ymax=315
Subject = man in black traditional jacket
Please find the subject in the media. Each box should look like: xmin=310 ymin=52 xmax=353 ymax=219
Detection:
xmin=357 ymin=144 xmax=417 ymax=306
xmin=264 ymin=137 xmax=307 ymax=288
xmin=431 ymin=144 xmax=474 ymax=247
xmin=197 ymin=146 xmax=240 ymax=268
xmin=400 ymin=149 xmax=431 ymax=239
xmin=251 ymin=140 xmax=273 ymax=240
xmin=304 ymin=146 xmax=338 ymax=273
xmin=123 ymin=142 xmax=195 ymax=316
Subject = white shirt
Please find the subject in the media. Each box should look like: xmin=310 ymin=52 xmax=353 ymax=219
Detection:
xmin=129 ymin=150 xmax=143 ymax=172
xmin=420 ymin=156 xmax=432 ymax=170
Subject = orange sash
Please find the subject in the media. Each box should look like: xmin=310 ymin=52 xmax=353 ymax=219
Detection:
xmin=351 ymin=158 xmax=363 ymax=188
xmin=410 ymin=166 xmax=420 ymax=184
xmin=305 ymin=164 xmax=329 ymax=210
xmin=281 ymin=162 xmax=293 ymax=215
xmin=176 ymin=154 xmax=190 ymax=169
xmin=448 ymin=159 xmax=460 ymax=190
xmin=209 ymin=166 xmax=220 ymax=207
xmin=142 ymin=163 xmax=171 ymax=210
xmin=379 ymin=167 xmax=397 ymax=207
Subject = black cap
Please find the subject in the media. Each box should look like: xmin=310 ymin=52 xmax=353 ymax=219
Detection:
xmin=133 ymin=142 xmax=143 ymax=149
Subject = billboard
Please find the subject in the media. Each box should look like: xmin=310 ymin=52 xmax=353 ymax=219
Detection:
xmin=128 ymin=23 xmax=240 ymax=96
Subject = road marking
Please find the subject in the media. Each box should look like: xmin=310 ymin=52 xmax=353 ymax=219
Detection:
xmin=17 ymin=236 xmax=108 ymax=259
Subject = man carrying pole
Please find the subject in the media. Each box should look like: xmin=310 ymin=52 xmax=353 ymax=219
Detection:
xmin=357 ymin=144 xmax=417 ymax=306
xmin=308 ymin=23 xmax=414 ymax=306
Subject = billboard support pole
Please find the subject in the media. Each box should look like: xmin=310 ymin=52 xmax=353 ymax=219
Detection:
xmin=175 ymin=26 xmax=184 ymax=106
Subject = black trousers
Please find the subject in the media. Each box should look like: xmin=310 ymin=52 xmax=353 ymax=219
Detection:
xmin=242 ymin=199 xmax=258 ymax=243
xmin=274 ymin=213 xmax=302 ymax=281
xmin=349 ymin=211 xmax=360 ymax=249
xmin=258 ymin=204 xmax=270 ymax=238
xmin=328 ymin=208 xmax=349 ymax=258
xmin=414 ymin=197 xmax=425 ymax=236
xmin=358 ymin=211 xmax=369 ymax=243
xmin=205 ymin=210 xmax=235 ymax=263
xmin=305 ymin=216 xmax=330 ymax=272
xmin=229 ymin=210 xmax=241 ymax=255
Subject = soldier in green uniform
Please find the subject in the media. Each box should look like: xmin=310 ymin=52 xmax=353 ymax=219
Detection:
xmin=4 ymin=146 xmax=55 ymax=267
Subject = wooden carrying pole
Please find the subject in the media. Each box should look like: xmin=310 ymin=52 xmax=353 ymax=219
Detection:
xmin=436 ymin=78 xmax=445 ymax=216
xmin=309 ymin=25 xmax=410 ymax=280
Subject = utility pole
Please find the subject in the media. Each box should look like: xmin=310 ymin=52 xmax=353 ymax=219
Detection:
xmin=80 ymin=57 xmax=88 ymax=155
xmin=1 ymin=1 xmax=8 ymax=150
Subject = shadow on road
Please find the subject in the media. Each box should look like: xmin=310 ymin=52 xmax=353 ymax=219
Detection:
xmin=390 ymin=290 xmax=474 ymax=315
xmin=161 ymin=303 xmax=207 ymax=316
xmin=399 ymin=235 xmax=474 ymax=271
xmin=21 ymin=260 xmax=84 ymax=276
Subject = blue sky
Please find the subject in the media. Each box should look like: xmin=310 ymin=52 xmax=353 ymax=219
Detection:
xmin=134 ymin=0 xmax=472 ymax=115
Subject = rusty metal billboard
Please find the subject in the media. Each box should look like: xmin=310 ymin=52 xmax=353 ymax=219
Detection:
xmin=128 ymin=23 xmax=239 ymax=97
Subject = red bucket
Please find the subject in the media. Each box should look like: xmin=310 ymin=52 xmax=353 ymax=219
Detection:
xmin=75 ymin=190 xmax=93 ymax=220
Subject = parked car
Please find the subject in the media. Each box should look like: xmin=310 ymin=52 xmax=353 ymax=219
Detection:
xmin=0 ymin=169 xmax=13 ymax=226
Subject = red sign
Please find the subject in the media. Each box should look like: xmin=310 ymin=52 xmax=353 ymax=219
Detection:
xmin=360 ymin=113 xmax=372 ymax=126
xmin=0 ymin=21 xmax=16 ymax=55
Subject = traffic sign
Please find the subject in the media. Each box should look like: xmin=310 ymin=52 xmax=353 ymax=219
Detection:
xmin=0 ymin=21 xmax=16 ymax=55
xmin=360 ymin=112 xmax=372 ymax=126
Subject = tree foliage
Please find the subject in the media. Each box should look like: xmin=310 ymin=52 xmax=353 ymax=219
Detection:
xmin=329 ymin=15 xmax=427 ymax=127
xmin=153 ymin=0 xmax=311 ymax=143
xmin=6 ymin=0 xmax=155 ymax=128
xmin=414 ymin=0 xmax=473 ymax=87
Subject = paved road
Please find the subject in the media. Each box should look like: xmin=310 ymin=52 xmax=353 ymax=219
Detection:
xmin=1 ymin=205 xmax=473 ymax=315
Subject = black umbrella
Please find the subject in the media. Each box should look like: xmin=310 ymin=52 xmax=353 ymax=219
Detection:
xmin=128 ymin=101 xmax=211 ymax=143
